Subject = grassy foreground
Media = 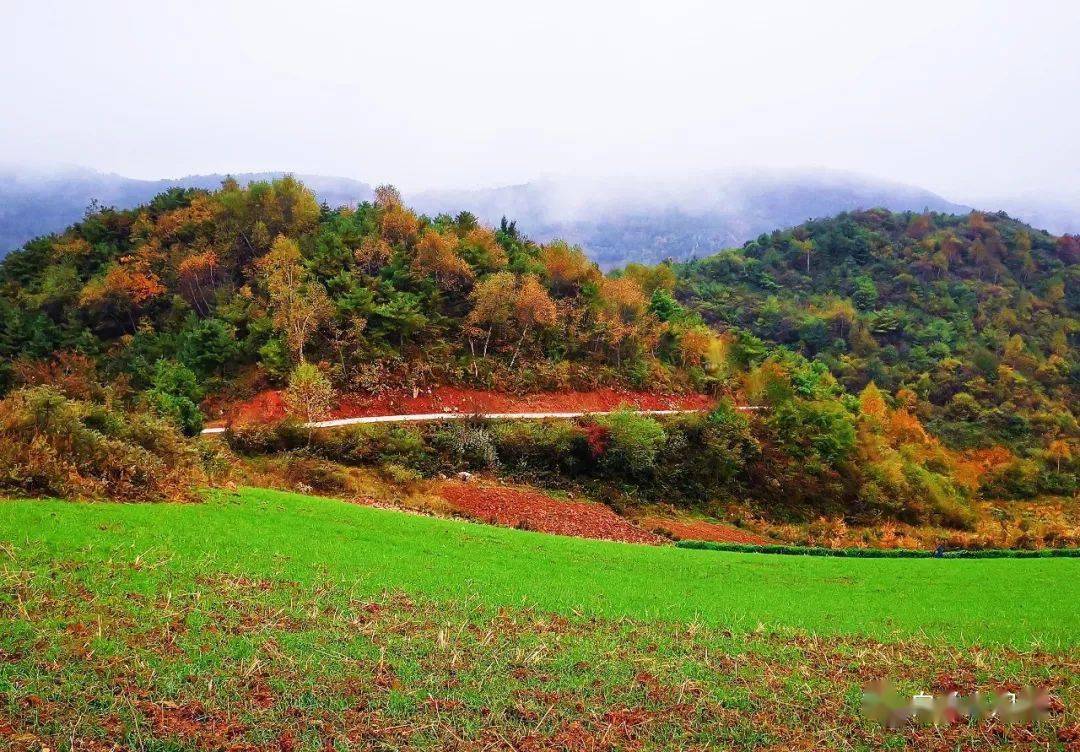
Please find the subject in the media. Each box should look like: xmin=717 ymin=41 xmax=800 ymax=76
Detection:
xmin=1 ymin=488 xmax=1078 ymax=750
xmin=3 ymin=487 xmax=1078 ymax=646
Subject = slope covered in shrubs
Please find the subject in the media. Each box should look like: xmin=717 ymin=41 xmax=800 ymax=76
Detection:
xmin=0 ymin=386 xmax=207 ymax=501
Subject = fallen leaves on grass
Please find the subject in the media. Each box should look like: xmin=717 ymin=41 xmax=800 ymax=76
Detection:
xmin=439 ymin=481 xmax=664 ymax=544
xmin=1 ymin=563 xmax=1077 ymax=751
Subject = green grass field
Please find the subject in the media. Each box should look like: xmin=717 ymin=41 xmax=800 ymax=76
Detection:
xmin=4 ymin=487 xmax=1077 ymax=646
xmin=2 ymin=488 xmax=1078 ymax=750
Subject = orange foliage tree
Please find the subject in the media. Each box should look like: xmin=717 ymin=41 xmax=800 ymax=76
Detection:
xmin=412 ymin=228 xmax=473 ymax=288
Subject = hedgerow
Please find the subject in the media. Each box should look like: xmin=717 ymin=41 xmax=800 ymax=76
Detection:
xmin=675 ymin=540 xmax=1080 ymax=558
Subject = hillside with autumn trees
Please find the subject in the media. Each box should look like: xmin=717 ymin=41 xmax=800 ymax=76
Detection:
xmin=0 ymin=177 xmax=712 ymax=400
xmin=0 ymin=177 xmax=1076 ymax=544
xmin=675 ymin=209 xmax=1079 ymax=501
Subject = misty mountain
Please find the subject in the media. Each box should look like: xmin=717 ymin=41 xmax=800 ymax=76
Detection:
xmin=3 ymin=165 xmax=1076 ymax=268
xmin=971 ymin=196 xmax=1080 ymax=237
xmin=407 ymin=170 xmax=973 ymax=267
xmin=0 ymin=167 xmax=373 ymax=257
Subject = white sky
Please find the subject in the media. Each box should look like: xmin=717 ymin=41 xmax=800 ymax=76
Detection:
xmin=3 ymin=0 xmax=1078 ymax=202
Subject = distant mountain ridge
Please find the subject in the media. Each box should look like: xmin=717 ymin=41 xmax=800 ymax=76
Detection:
xmin=2 ymin=165 xmax=1076 ymax=267
xmin=409 ymin=170 xmax=971 ymax=267
xmin=0 ymin=167 xmax=373 ymax=257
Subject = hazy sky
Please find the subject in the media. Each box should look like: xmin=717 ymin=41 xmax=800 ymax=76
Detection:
xmin=3 ymin=0 xmax=1078 ymax=202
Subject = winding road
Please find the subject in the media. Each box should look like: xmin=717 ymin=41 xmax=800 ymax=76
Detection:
xmin=200 ymin=405 xmax=764 ymax=435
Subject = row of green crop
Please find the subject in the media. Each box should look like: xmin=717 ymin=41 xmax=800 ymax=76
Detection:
xmin=675 ymin=540 xmax=1080 ymax=558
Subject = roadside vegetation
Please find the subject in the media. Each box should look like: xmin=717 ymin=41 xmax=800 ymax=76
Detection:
xmin=221 ymin=401 xmax=1079 ymax=548
xmin=0 ymin=385 xmax=209 ymax=502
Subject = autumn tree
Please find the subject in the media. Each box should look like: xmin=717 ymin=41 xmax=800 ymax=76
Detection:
xmin=792 ymin=237 xmax=815 ymax=275
xmin=373 ymin=184 xmax=403 ymax=208
xmin=52 ymin=236 xmax=92 ymax=259
xmin=215 ymin=176 xmax=319 ymax=260
xmin=412 ymin=228 xmax=473 ymax=288
xmin=905 ymin=214 xmax=933 ymax=240
xmin=374 ymin=184 xmax=420 ymax=244
xmin=594 ymin=276 xmax=648 ymax=366
xmin=354 ymin=236 xmax=392 ymax=274
xmin=1048 ymin=439 xmax=1073 ymax=473
xmin=1055 ymin=234 xmax=1080 ymax=264
xmin=460 ymin=227 xmax=508 ymax=271
xmin=155 ymin=194 xmax=222 ymax=241
xmin=466 ymin=271 xmax=516 ymax=357
xmin=540 ymin=241 xmax=599 ymax=295
xmin=258 ymin=175 xmax=320 ymax=238
xmin=819 ymin=297 xmax=856 ymax=339
xmin=255 ymin=235 xmax=332 ymax=363
xmin=78 ymin=245 xmax=166 ymax=329
xmin=509 ymin=275 xmax=557 ymax=367
xmin=177 ymin=250 xmax=219 ymax=314
xmin=677 ymin=325 xmax=712 ymax=367
xmin=622 ymin=262 xmax=675 ymax=296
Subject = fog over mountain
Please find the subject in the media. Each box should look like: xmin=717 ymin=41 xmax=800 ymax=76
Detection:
xmin=971 ymin=195 xmax=1080 ymax=237
xmin=409 ymin=170 xmax=970 ymax=267
xmin=2 ymin=164 xmax=1076 ymax=268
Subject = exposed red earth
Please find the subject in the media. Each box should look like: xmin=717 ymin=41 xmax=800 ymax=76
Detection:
xmin=439 ymin=482 xmax=665 ymax=545
xmin=637 ymin=516 xmax=773 ymax=545
xmin=210 ymin=386 xmax=714 ymax=427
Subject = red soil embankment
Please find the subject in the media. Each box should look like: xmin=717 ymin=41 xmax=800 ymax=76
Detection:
xmin=637 ymin=516 xmax=772 ymax=545
xmin=216 ymin=386 xmax=713 ymax=427
xmin=439 ymin=482 xmax=665 ymax=545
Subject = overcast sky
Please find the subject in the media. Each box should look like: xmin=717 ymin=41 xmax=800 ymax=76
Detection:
xmin=3 ymin=0 xmax=1078 ymax=203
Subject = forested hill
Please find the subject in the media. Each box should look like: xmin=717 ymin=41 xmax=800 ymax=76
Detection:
xmin=0 ymin=176 xmax=710 ymax=399
xmin=675 ymin=209 xmax=1079 ymax=465
xmin=0 ymin=178 xmax=1076 ymax=522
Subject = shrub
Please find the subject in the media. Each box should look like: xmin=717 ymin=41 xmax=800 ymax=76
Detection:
xmin=284 ymin=362 xmax=335 ymax=424
xmin=491 ymin=420 xmax=586 ymax=472
xmin=0 ymin=387 xmax=204 ymax=501
xmin=768 ymin=399 xmax=856 ymax=466
xmin=372 ymin=425 xmax=429 ymax=468
xmin=145 ymin=389 xmax=204 ymax=436
xmin=380 ymin=463 xmax=424 ymax=488
xmin=143 ymin=359 xmax=204 ymax=436
xmin=431 ymin=423 xmax=498 ymax=470
xmin=594 ymin=409 xmax=666 ymax=479
xmin=227 ymin=420 xmax=432 ymax=472
xmin=307 ymin=423 xmax=377 ymax=464
xmin=281 ymin=452 xmax=350 ymax=493
xmin=225 ymin=418 xmax=309 ymax=454
xmin=699 ymin=403 xmax=760 ymax=483
xmin=11 ymin=351 xmax=105 ymax=401
xmin=675 ymin=540 xmax=1080 ymax=558
xmin=311 ymin=423 xmax=430 ymax=470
